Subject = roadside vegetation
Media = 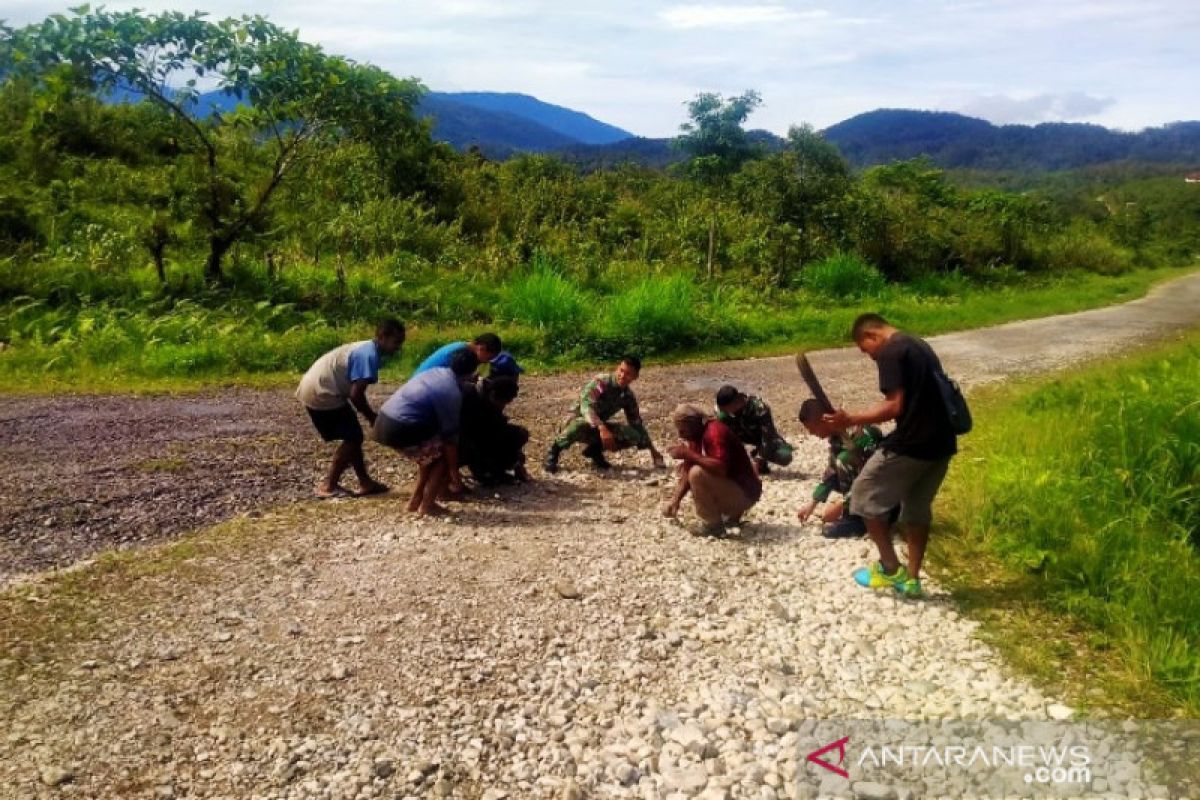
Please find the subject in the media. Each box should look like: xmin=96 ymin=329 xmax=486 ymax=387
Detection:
xmin=1 ymin=9 xmax=1199 ymax=392
xmin=934 ymin=332 xmax=1200 ymax=717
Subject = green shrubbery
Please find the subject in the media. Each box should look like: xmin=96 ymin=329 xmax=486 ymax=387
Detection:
xmin=940 ymin=335 xmax=1200 ymax=711
xmin=800 ymin=252 xmax=887 ymax=298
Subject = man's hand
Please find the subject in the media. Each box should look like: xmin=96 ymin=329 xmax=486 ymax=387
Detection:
xmin=797 ymin=499 xmax=817 ymax=522
xmin=667 ymin=443 xmax=693 ymax=462
xmin=822 ymin=408 xmax=853 ymax=429
xmin=598 ymin=424 xmax=617 ymax=452
xmin=662 ymin=500 xmax=680 ymax=518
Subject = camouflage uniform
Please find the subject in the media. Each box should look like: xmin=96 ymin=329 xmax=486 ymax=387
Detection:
xmin=552 ymin=373 xmax=652 ymax=452
xmin=715 ymin=396 xmax=794 ymax=466
xmin=813 ymin=425 xmax=884 ymax=503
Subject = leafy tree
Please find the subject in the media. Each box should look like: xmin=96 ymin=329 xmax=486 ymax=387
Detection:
xmin=0 ymin=7 xmax=427 ymax=282
xmin=675 ymin=90 xmax=763 ymax=278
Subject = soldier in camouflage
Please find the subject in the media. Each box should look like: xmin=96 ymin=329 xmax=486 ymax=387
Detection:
xmin=714 ymin=385 xmax=795 ymax=475
xmin=795 ymin=398 xmax=887 ymax=538
xmin=544 ymin=355 xmax=666 ymax=473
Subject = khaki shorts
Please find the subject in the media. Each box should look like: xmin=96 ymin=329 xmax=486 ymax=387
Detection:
xmin=850 ymin=450 xmax=951 ymax=526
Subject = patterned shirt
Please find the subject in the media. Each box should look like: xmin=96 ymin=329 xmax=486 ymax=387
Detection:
xmin=812 ymin=425 xmax=884 ymax=502
xmin=716 ymin=395 xmax=784 ymax=447
xmin=576 ymin=373 xmax=645 ymax=432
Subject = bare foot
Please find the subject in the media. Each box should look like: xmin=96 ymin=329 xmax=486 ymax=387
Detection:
xmin=406 ymin=496 xmax=422 ymax=513
xmin=314 ymin=482 xmax=347 ymax=499
xmin=416 ymin=503 xmax=450 ymax=517
xmin=354 ymin=480 xmax=390 ymax=497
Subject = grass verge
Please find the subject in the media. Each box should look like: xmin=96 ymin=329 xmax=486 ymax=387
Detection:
xmin=0 ymin=264 xmax=1194 ymax=394
xmin=932 ymin=331 xmax=1200 ymax=717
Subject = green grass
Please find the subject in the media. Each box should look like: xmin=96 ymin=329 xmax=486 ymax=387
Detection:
xmin=933 ymin=332 xmax=1200 ymax=716
xmin=0 ymin=263 xmax=1193 ymax=393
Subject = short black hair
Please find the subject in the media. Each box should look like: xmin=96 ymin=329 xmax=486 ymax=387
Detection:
xmin=620 ymin=355 xmax=642 ymax=372
xmin=473 ymin=332 xmax=502 ymax=353
xmin=376 ymin=318 xmax=405 ymax=339
xmin=798 ymin=398 xmax=825 ymax=424
xmin=851 ymin=313 xmax=889 ymax=341
xmin=484 ymin=375 xmax=520 ymax=404
xmin=715 ymin=385 xmax=742 ymax=408
xmin=449 ymin=347 xmax=480 ymax=377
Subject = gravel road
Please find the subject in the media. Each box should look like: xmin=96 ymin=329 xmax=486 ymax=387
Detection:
xmin=1 ymin=272 xmax=1198 ymax=799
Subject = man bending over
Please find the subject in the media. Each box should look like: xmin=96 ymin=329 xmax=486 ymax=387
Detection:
xmin=296 ymin=318 xmax=405 ymax=498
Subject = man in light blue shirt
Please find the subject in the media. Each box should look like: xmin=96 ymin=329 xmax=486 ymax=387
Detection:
xmin=413 ymin=332 xmax=524 ymax=379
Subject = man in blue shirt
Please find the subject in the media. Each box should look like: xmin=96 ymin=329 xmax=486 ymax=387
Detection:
xmin=413 ymin=333 xmax=524 ymax=379
xmin=296 ymin=318 xmax=405 ymax=498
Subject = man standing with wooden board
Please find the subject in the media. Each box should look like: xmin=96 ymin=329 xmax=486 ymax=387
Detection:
xmin=821 ymin=313 xmax=960 ymax=598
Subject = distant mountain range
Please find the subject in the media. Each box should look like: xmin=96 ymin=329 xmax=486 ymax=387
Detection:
xmin=102 ymin=84 xmax=1200 ymax=173
xmin=417 ymin=97 xmax=1200 ymax=172
xmin=416 ymin=92 xmax=632 ymax=154
xmin=821 ymin=109 xmax=1200 ymax=171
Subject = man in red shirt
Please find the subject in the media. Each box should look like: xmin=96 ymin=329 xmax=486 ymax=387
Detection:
xmin=663 ymin=404 xmax=763 ymax=536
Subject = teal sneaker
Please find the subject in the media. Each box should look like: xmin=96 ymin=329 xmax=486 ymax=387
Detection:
xmin=894 ymin=577 xmax=923 ymax=599
xmin=853 ymin=562 xmax=909 ymax=590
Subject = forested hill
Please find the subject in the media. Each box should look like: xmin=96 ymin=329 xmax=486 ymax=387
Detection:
xmin=821 ymin=110 xmax=1200 ymax=170
xmin=555 ymin=110 xmax=1200 ymax=171
xmin=414 ymin=91 xmax=633 ymax=154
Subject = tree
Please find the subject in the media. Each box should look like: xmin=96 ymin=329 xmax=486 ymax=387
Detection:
xmin=0 ymin=8 xmax=427 ymax=282
xmin=675 ymin=90 xmax=763 ymax=278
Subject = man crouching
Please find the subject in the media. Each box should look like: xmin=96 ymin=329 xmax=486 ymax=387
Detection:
xmin=662 ymin=404 xmax=763 ymax=537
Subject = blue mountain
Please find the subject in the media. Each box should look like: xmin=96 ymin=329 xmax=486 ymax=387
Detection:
xmin=428 ymin=92 xmax=632 ymax=145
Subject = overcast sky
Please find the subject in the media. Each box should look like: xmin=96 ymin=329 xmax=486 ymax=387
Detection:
xmin=4 ymin=1 xmax=1197 ymax=137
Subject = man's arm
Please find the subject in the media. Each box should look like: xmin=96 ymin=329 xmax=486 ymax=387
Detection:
xmin=668 ymin=442 xmax=728 ymax=477
xmin=825 ymin=388 xmax=904 ymax=429
xmin=348 ymin=380 xmax=377 ymax=426
xmin=663 ymin=465 xmax=691 ymax=517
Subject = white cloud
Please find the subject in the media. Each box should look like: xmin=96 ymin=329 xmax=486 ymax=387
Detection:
xmin=658 ymin=4 xmax=818 ymax=29
xmin=961 ymin=92 xmax=1117 ymax=125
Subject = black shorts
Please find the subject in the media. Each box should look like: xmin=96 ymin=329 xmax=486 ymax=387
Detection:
xmin=373 ymin=414 xmax=438 ymax=449
xmin=306 ymin=405 xmax=364 ymax=444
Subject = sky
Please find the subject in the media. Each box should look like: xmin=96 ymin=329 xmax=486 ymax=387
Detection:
xmin=3 ymin=1 xmax=1198 ymax=137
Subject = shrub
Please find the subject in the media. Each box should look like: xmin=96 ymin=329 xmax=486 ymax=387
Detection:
xmin=1040 ymin=224 xmax=1135 ymax=275
xmin=505 ymin=261 xmax=590 ymax=334
xmin=590 ymin=272 xmax=706 ymax=356
xmin=800 ymin=252 xmax=887 ymax=298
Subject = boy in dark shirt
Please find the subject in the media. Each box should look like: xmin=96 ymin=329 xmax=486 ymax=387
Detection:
xmin=459 ymin=376 xmax=531 ymax=485
xmin=823 ymin=314 xmax=959 ymax=598
xmin=795 ymin=399 xmax=884 ymax=539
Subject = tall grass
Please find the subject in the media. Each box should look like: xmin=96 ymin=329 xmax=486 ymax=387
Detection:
xmin=504 ymin=260 xmax=591 ymax=334
xmin=937 ymin=335 xmax=1200 ymax=712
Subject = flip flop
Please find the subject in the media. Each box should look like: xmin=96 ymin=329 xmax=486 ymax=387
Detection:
xmin=313 ymin=484 xmax=350 ymax=499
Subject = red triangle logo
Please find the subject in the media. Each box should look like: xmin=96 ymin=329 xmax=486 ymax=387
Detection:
xmin=806 ymin=735 xmax=850 ymax=778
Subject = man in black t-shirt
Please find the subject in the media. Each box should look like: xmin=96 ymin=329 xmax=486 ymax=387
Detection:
xmin=823 ymin=313 xmax=958 ymax=598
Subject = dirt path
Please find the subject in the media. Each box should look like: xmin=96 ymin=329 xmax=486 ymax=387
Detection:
xmin=1 ymin=273 xmax=1198 ymax=800
xmin=3 ymin=272 xmax=1199 ymax=587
